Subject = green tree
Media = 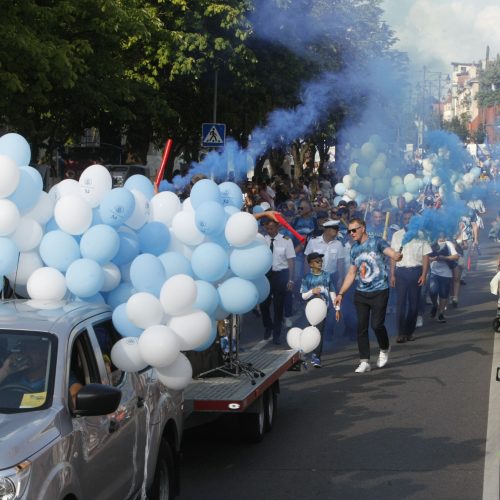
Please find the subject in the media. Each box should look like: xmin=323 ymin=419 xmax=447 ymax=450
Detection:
xmin=476 ymin=56 xmax=500 ymax=107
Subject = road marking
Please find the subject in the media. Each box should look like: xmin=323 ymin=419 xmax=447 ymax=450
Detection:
xmin=483 ymin=329 xmax=500 ymax=500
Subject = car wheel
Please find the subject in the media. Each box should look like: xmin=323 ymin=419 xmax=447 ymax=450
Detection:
xmin=149 ymin=438 xmax=175 ymax=500
xmin=240 ymin=396 xmax=265 ymax=443
xmin=264 ymin=387 xmax=277 ymax=432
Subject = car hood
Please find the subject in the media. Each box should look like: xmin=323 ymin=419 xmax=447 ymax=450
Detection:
xmin=0 ymin=409 xmax=60 ymax=469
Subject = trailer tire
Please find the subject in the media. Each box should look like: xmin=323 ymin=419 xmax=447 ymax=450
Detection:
xmin=240 ymin=396 xmax=265 ymax=443
xmin=264 ymin=387 xmax=277 ymax=432
xmin=149 ymin=438 xmax=175 ymax=500
xmin=494 ymin=317 xmax=500 ymax=333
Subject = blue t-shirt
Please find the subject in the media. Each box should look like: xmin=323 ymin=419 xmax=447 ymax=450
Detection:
xmin=300 ymin=271 xmax=336 ymax=306
xmin=350 ymin=236 xmax=390 ymax=292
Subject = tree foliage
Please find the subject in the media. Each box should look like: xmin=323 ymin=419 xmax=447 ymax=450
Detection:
xmin=477 ymin=57 xmax=500 ymax=108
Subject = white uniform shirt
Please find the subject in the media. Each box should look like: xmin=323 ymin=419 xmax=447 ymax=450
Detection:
xmin=429 ymin=241 xmax=457 ymax=278
xmin=304 ymin=235 xmax=345 ymax=274
xmin=265 ymin=233 xmax=296 ymax=271
xmin=391 ymin=229 xmax=432 ymax=268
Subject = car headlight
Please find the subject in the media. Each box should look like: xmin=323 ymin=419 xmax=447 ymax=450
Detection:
xmin=0 ymin=461 xmax=31 ymax=500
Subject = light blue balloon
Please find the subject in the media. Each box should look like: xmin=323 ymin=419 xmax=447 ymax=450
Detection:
xmin=218 ymin=277 xmax=259 ymax=314
xmin=39 ymin=230 xmax=81 ymax=272
xmin=229 ymin=242 xmax=272 ymax=280
xmin=190 ymin=179 xmax=222 ymax=208
xmin=8 ymin=166 xmax=43 ymax=213
xmin=105 ymin=282 xmax=135 ymax=310
xmin=0 ymin=238 xmax=19 ymax=275
xmin=80 ymin=224 xmax=120 ymax=264
xmin=194 ymin=201 xmax=226 ymax=235
xmin=76 ymin=293 xmax=105 ymax=304
xmin=191 ymin=242 xmax=229 ymax=282
xmin=124 ymin=174 xmax=154 ymax=200
xmin=112 ymin=229 xmax=140 ymax=266
xmin=0 ymin=133 xmax=31 ymax=166
xmin=138 ymin=222 xmax=171 ymax=255
xmin=92 ymin=207 xmax=103 ymax=226
xmin=99 ymin=188 xmax=135 ymax=227
xmin=66 ymin=258 xmax=105 ymax=298
xmin=252 ymin=205 xmax=264 ymax=214
xmin=193 ymin=280 xmax=219 ymax=315
xmin=44 ymin=218 xmax=59 ymax=232
xmin=193 ymin=320 xmax=217 ymax=352
xmin=112 ymin=303 xmax=143 ymax=337
xmin=251 ymin=275 xmax=271 ymax=303
xmin=219 ymin=182 xmax=243 ymax=208
xmin=224 ymin=205 xmax=240 ymax=216
xmin=130 ymin=253 xmax=166 ymax=296
xmin=158 ymin=251 xmax=193 ymax=279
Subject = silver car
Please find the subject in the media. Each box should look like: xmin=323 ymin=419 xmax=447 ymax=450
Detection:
xmin=0 ymin=299 xmax=183 ymax=500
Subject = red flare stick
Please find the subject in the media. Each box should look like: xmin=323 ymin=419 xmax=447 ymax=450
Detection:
xmin=154 ymin=139 xmax=173 ymax=192
xmin=275 ymin=213 xmax=306 ymax=243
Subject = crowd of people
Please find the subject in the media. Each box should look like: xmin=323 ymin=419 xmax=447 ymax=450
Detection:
xmin=233 ymin=161 xmax=496 ymax=372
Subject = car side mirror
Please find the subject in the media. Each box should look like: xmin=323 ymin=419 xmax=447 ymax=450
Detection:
xmin=73 ymin=383 xmax=121 ymax=416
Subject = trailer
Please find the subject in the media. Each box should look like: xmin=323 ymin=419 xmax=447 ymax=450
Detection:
xmin=183 ymin=316 xmax=301 ymax=442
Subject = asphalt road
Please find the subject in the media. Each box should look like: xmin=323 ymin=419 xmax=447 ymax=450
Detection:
xmin=180 ymin=232 xmax=500 ymax=500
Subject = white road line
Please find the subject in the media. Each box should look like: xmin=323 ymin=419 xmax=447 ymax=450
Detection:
xmin=483 ymin=329 xmax=500 ymax=500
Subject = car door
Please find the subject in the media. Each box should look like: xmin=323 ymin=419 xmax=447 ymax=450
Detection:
xmin=69 ymin=327 xmax=136 ymax=500
xmin=89 ymin=319 xmax=148 ymax=494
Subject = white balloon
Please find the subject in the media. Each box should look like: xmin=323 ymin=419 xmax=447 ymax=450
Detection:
xmin=12 ymin=217 xmax=42 ymax=251
xmin=160 ymin=274 xmax=197 ymax=316
xmin=79 ymin=164 xmax=112 ymax=207
xmin=156 ymin=353 xmax=192 ymax=391
xmin=391 ymin=176 xmax=403 ymax=186
xmin=299 ymin=326 xmax=321 ymax=354
xmin=171 ymin=211 xmax=204 ymax=246
xmin=403 ymin=173 xmax=415 ymax=185
xmin=182 ymin=197 xmax=194 ymax=212
xmin=403 ymin=192 xmax=414 ymax=203
xmin=126 ymin=189 xmax=150 ymax=230
xmin=27 ymin=267 xmax=67 ymax=301
xmin=111 ymin=337 xmax=148 ymax=372
xmin=305 ymin=298 xmax=328 ymax=326
xmin=0 ymin=155 xmax=20 ymax=197
xmin=168 ymin=309 xmax=212 ymax=350
xmin=6 ymin=251 xmax=43 ymax=286
xmin=127 ymin=292 xmax=164 ymax=329
xmin=286 ymin=327 xmax=302 ymax=350
xmin=138 ymin=325 xmax=181 ymax=368
xmin=224 ymin=212 xmax=258 ymax=247
xmin=0 ymin=199 xmax=20 ymax=235
xmin=26 ymin=191 xmax=54 ymax=224
xmin=54 ymin=194 xmax=93 ymax=235
xmin=342 ymin=175 xmax=353 ymax=189
xmin=431 ymin=176 xmax=442 ymax=187
xmin=101 ymin=262 xmax=122 ymax=292
xmin=346 ymin=189 xmax=357 ymax=200
xmin=150 ymin=191 xmax=181 ymax=226
xmin=48 ymin=179 xmax=80 ymax=204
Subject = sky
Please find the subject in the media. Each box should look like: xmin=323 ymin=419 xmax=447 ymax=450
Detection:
xmin=382 ymin=0 xmax=500 ymax=75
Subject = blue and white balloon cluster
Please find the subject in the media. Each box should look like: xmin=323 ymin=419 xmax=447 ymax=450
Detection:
xmin=0 ymin=133 xmax=273 ymax=391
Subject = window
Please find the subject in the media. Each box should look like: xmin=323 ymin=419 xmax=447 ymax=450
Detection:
xmin=92 ymin=320 xmax=124 ymax=387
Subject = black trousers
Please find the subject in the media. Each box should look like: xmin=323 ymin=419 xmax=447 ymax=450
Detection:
xmin=354 ymin=288 xmax=390 ymax=360
xmin=261 ymin=269 xmax=288 ymax=341
xmin=395 ymin=266 xmax=422 ymax=338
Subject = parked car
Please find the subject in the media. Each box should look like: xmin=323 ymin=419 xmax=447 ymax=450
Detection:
xmin=0 ymin=299 xmax=183 ymax=500
xmin=106 ymin=165 xmax=151 ymax=187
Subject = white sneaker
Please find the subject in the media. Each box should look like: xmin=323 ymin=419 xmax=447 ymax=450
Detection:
xmin=376 ymin=348 xmax=390 ymax=368
xmin=355 ymin=360 xmax=371 ymax=373
xmin=416 ymin=315 xmax=423 ymax=328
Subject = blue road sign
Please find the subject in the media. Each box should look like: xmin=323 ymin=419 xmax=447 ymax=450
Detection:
xmin=202 ymin=123 xmax=226 ymax=148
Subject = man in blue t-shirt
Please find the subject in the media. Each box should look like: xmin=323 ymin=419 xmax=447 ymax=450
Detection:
xmin=335 ymin=217 xmax=402 ymax=373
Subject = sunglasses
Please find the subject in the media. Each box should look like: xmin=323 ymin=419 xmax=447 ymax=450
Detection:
xmin=348 ymin=226 xmax=363 ymax=234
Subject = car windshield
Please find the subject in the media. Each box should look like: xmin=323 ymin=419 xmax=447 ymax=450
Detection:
xmin=0 ymin=332 xmax=57 ymax=413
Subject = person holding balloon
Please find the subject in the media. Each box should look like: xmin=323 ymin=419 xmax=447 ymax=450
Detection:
xmin=300 ymin=252 xmax=338 ymax=368
xmin=334 ymin=218 xmax=403 ymax=373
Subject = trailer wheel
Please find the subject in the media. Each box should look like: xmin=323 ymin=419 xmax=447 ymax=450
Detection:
xmin=494 ymin=317 xmax=500 ymax=333
xmin=149 ymin=438 xmax=175 ymax=500
xmin=240 ymin=396 xmax=265 ymax=443
xmin=264 ymin=387 xmax=277 ymax=432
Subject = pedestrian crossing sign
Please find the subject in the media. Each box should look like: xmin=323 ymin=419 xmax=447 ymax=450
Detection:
xmin=202 ymin=123 xmax=226 ymax=148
